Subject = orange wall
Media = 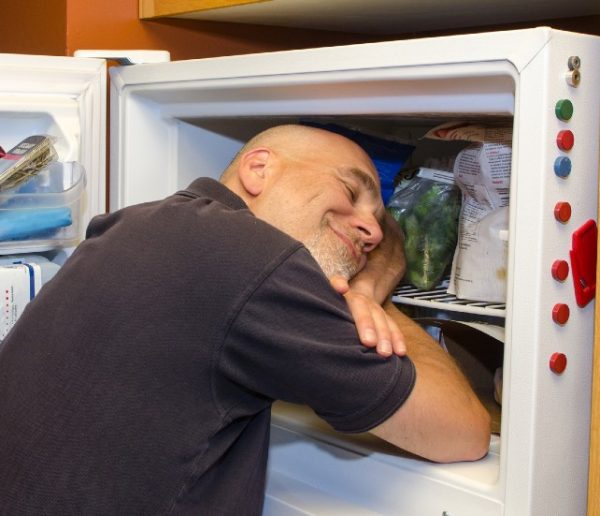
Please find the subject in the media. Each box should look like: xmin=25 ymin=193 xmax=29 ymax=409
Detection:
xmin=0 ymin=0 xmax=67 ymax=55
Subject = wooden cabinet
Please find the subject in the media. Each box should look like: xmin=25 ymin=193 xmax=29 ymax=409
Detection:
xmin=140 ymin=0 xmax=600 ymax=34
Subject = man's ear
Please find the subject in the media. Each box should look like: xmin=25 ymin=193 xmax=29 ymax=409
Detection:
xmin=238 ymin=148 xmax=271 ymax=196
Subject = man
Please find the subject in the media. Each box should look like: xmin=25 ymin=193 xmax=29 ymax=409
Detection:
xmin=0 ymin=125 xmax=490 ymax=515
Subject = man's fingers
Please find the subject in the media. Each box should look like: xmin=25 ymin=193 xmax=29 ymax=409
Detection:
xmin=343 ymin=291 xmax=407 ymax=357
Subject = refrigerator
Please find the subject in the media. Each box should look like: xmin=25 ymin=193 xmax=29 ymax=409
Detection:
xmin=0 ymin=26 xmax=599 ymax=516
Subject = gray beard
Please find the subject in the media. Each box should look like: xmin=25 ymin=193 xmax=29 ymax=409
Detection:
xmin=304 ymin=230 xmax=359 ymax=280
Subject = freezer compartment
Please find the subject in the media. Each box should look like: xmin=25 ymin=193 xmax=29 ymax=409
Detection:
xmin=0 ymin=161 xmax=86 ymax=253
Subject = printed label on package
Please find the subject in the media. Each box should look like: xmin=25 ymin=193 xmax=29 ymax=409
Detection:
xmin=0 ymin=263 xmax=41 ymax=340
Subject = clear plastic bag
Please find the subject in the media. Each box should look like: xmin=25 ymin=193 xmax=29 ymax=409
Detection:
xmin=387 ymin=167 xmax=461 ymax=290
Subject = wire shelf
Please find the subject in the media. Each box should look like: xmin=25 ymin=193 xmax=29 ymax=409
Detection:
xmin=392 ymin=280 xmax=506 ymax=319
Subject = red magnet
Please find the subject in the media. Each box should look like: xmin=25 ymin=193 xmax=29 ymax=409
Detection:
xmin=569 ymin=219 xmax=597 ymax=307
xmin=551 ymin=260 xmax=569 ymax=281
xmin=552 ymin=303 xmax=570 ymax=325
xmin=554 ymin=202 xmax=572 ymax=223
xmin=549 ymin=352 xmax=567 ymax=374
xmin=556 ymin=130 xmax=574 ymax=151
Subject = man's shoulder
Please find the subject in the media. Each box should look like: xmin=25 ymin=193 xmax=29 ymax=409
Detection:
xmin=179 ymin=177 xmax=305 ymax=259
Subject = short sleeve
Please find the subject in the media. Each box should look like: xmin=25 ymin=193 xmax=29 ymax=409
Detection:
xmin=220 ymin=247 xmax=416 ymax=433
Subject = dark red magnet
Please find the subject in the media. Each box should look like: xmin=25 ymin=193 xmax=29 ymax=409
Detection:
xmin=549 ymin=352 xmax=567 ymax=374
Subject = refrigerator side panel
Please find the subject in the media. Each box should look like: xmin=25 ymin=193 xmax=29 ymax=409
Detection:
xmin=503 ymin=32 xmax=600 ymax=516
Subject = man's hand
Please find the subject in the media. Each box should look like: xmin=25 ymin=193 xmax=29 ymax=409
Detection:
xmin=330 ymin=212 xmax=408 ymax=357
xmin=331 ymin=275 xmax=406 ymax=357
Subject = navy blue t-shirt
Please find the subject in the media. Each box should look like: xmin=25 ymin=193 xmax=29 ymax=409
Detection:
xmin=0 ymin=178 xmax=415 ymax=515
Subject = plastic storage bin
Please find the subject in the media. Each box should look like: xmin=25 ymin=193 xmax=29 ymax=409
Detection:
xmin=0 ymin=161 xmax=86 ymax=253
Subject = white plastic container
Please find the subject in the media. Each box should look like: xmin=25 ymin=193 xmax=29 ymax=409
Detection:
xmin=0 ymin=161 xmax=86 ymax=253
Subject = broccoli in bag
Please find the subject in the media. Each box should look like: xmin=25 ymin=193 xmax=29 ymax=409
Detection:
xmin=387 ymin=167 xmax=461 ymax=290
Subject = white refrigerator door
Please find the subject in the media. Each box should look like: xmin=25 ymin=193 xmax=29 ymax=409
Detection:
xmin=0 ymin=53 xmax=106 ymax=240
xmin=107 ymin=27 xmax=599 ymax=516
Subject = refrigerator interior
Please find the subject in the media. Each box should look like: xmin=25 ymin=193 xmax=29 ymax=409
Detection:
xmin=111 ymin=84 xmax=513 ymax=514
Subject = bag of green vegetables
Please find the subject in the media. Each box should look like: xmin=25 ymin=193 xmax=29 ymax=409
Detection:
xmin=387 ymin=167 xmax=461 ymax=290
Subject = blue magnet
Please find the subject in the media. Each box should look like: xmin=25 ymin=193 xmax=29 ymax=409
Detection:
xmin=554 ymin=156 xmax=572 ymax=178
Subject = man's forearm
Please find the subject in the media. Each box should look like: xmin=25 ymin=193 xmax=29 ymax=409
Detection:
xmin=370 ymin=300 xmax=492 ymax=463
xmin=383 ymin=300 xmax=473 ymax=389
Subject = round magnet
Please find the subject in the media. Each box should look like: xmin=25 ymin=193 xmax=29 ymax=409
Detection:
xmin=567 ymin=56 xmax=581 ymax=70
xmin=552 ymin=303 xmax=570 ymax=325
xmin=555 ymin=99 xmax=574 ymax=121
xmin=554 ymin=201 xmax=572 ymax=223
xmin=549 ymin=352 xmax=567 ymax=374
xmin=556 ymin=130 xmax=574 ymax=151
xmin=554 ymin=156 xmax=572 ymax=178
xmin=551 ymin=260 xmax=569 ymax=281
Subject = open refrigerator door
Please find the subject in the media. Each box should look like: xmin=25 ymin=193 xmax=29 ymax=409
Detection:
xmin=0 ymin=50 xmax=170 ymax=340
xmin=0 ymin=52 xmax=106 ymax=339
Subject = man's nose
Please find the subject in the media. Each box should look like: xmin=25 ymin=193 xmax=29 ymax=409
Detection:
xmin=357 ymin=213 xmax=383 ymax=253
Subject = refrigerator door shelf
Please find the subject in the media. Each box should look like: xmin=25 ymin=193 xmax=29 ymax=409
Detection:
xmin=0 ymin=53 xmax=107 ymax=253
xmin=0 ymin=162 xmax=86 ymax=254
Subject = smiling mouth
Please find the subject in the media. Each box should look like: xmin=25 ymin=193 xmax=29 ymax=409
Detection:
xmin=331 ymin=227 xmax=363 ymax=263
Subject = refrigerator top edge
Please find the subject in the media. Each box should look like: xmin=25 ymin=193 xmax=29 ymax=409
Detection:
xmin=108 ymin=27 xmax=598 ymax=91
xmin=0 ymin=52 xmax=106 ymax=73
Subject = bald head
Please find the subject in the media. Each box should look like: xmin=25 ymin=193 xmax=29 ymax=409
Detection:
xmin=216 ymin=124 xmax=385 ymax=279
xmin=220 ymin=124 xmax=373 ymax=184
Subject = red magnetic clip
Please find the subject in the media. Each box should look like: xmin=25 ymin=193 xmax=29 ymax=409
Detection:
xmin=0 ymin=146 xmax=5 ymax=158
xmin=569 ymin=219 xmax=597 ymax=307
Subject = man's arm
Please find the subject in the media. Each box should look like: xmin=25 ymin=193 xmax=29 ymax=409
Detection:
xmin=334 ymin=213 xmax=491 ymax=462
xmin=370 ymin=300 xmax=492 ymax=463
